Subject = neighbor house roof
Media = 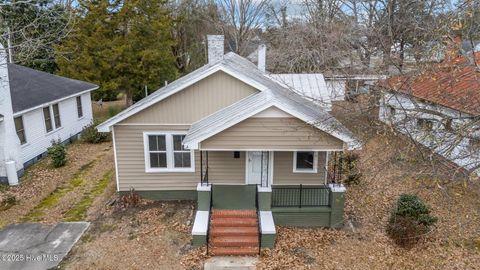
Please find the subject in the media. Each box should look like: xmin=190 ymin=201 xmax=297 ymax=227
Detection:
xmin=8 ymin=64 xmax=98 ymax=114
xmin=97 ymin=52 xmax=360 ymax=149
xmin=268 ymin=74 xmax=330 ymax=106
xmin=379 ymin=52 xmax=480 ymax=116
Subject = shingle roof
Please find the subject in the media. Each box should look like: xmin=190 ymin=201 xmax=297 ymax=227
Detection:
xmin=379 ymin=52 xmax=480 ymax=116
xmin=8 ymin=64 xmax=98 ymax=113
xmin=97 ymin=52 xmax=360 ymax=149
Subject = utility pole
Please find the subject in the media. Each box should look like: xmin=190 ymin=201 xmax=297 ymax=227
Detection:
xmin=7 ymin=27 xmax=13 ymax=63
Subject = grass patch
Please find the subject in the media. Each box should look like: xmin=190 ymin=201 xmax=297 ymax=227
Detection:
xmin=63 ymin=170 xmax=113 ymax=222
xmin=0 ymin=195 xmax=16 ymax=211
xmin=0 ymin=184 xmax=9 ymax=193
xmin=21 ymin=161 xmax=95 ymax=222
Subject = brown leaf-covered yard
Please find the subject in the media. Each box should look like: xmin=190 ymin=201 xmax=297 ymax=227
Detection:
xmin=1 ymin=99 xmax=479 ymax=269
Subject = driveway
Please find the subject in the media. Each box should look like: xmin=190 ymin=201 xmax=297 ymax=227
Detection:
xmin=0 ymin=222 xmax=89 ymax=270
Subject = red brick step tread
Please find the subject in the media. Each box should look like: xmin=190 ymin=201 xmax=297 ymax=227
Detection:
xmin=211 ymin=236 xmax=259 ymax=247
xmin=211 ymin=210 xmax=257 ymax=218
xmin=210 ymin=246 xmax=259 ymax=256
xmin=211 ymin=218 xmax=257 ymax=227
xmin=210 ymin=226 xmax=259 ymax=237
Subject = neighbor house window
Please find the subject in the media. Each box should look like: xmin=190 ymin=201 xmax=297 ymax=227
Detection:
xmin=469 ymin=138 xmax=480 ymax=150
xmin=144 ymin=132 xmax=194 ymax=172
xmin=43 ymin=107 xmax=53 ymax=132
xmin=388 ymin=106 xmax=395 ymax=117
xmin=417 ymin=118 xmax=433 ymax=131
xmin=293 ymin=151 xmax=318 ymax=173
xmin=443 ymin=118 xmax=453 ymax=131
xmin=14 ymin=116 xmax=26 ymax=145
xmin=76 ymin=96 xmax=83 ymax=118
xmin=52 ymin=104 xmax=61 ymax=128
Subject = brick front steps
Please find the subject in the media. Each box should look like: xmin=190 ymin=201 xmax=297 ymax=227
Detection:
xmin=209 ymin=210 xmax=259 ymax=256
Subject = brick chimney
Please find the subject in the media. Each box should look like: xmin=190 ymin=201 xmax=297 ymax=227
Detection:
xmin=207 ymin=35 xmax=224 ymax=64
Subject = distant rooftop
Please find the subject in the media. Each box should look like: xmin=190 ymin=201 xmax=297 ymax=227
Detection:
xmin=379 ymin=52 xmax=480 ymax=116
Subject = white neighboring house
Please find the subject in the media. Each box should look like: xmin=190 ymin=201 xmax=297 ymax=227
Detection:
xmin=0 ymin=47 xmax=98 ymax=184
xmin=378 ymin=52 xmax=480 ymax=175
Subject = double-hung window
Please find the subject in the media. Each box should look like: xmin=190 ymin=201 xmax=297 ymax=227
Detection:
xmin=53 ymin=104 xmax=61 ymax=128
xmin=293 ymin=151 xmax=318 ymax=173
xmin=144 ymin=132 xmax=194 ymax=172
xmin=76 ymin=96 xmax=83 ymax=118
xmin=43 ymin=107 xmax=53 ymax=132
xmin=14 ymin=116 xmax=26 ymax=145
xmin=43 ymin=104 xmax=61 ymax=133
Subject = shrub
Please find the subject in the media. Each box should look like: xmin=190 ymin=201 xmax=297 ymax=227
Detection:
xmin=387 ymin=194 xmax=437 ymax=247
xmin=47 ymin=141 xmax=67 ymax=168
xmin=343 ymin=152 xmax=362 ymax=186
xmin=108 ymin=105 xmax=121 ymax=117
xmin=121 ymin=187 xmax=140 ymax=208
xmin=81 ymin=121 xmax=109 ymax=144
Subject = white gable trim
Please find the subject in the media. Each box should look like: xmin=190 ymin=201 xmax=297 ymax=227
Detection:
xmin=97 ymin=65 xmax=269 ymax=132
xmin=252 ymin=106 xmax=294 ymax=118
xmin=184 ymin=102 xmax=356 ymax=150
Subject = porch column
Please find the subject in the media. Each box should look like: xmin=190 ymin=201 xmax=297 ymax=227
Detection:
xmin=328 ymin=184 xmax=346 ymax=228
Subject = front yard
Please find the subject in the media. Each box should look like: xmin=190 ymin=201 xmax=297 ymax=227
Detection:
xmin=0 ymin=98 xmax=479 ymax=269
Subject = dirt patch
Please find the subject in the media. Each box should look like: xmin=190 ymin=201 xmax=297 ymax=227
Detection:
xmin=61 ymin=200 xmax=197 ymax=270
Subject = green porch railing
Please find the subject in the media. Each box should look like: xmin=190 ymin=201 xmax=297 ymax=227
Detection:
xmin=271 ymin=185 xmax=330 ymax=208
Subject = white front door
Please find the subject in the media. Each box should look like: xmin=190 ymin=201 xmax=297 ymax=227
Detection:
xmin=246 ymin=151 xmax=264 ymax=185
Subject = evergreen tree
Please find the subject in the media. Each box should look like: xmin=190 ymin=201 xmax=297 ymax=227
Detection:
xmin=56 ymin=0 xmax=177 ymax=104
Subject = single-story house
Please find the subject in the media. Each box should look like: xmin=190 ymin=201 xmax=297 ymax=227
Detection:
xmin=97 ymin=35 xmax=360 ymax=255
xmin=0 ymin=45 xmax=98 ymax=184
xmin=378 ymin=51 xmax=480 ymax=175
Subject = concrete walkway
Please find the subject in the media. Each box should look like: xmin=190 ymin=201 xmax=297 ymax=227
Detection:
xmin=0 ymin=222 xmax=89 ymax=270
xmin=204 ymin=256 xmax=257 ymax=270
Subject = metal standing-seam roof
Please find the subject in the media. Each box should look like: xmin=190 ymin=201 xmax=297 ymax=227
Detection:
xmin=268 ymin=74 xmax=331 ymax=107
xmin=8 ymin=64 xmax=98 ymax=114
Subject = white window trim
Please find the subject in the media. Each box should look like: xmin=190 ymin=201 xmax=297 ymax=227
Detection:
xmin=293 ymin=151 xmax=318 ymax=173
xmin=43 ymin=103 xmax=62 ymax=133
xmin=76 ymin=95 xmax=84 ymax=119
xmin=143 ymin=131 xmax=195 ymax=173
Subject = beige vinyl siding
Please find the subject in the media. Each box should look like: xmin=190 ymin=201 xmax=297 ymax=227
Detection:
xmin=121 ymin=71 xmax=258 ymax=124
xmin=207 ymin=151 xmax=246 ymax=185
xmin=114 ymin=125 xmax=199 ymax=191
xmin=201 ymin=117 xmax=344 ymax=150
xmin=273 ymin=151 xmax=327 ymax=185
xmin=114 ymin=125 xmax=247 ymax=190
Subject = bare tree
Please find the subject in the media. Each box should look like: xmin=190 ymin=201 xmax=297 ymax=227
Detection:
xmin=214 ymin=0 xmax=270 ymax=56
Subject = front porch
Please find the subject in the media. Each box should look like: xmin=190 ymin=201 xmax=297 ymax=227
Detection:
xmin=192 ymin=149 xmax=347 ymax=253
